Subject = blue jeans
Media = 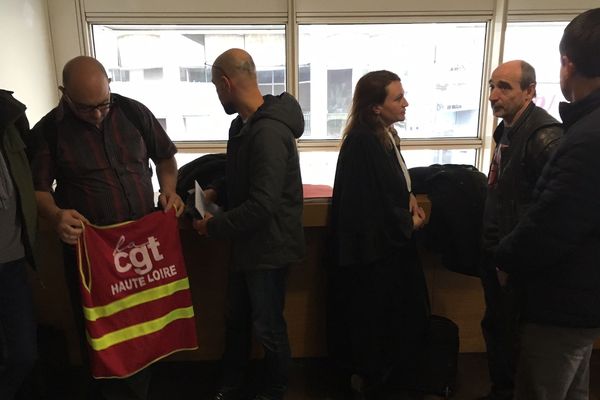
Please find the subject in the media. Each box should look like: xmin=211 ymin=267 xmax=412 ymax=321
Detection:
xmin=0 ymin=258 xmax=37 ymax=400
xmin=221 ymin=267 xmax=290 ymax=399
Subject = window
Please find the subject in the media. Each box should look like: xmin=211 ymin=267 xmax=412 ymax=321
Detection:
xmin=299 ymin=148 xmax=478 ymax=187
xmin=179 ymin=66 xmax=211 ymax=83
xmin=143 ymin=67 xmax=163 ymax=80
xmin=257 ymin=68 xmax=286 ymax=96
xmin=92 ymin=22 xmax=485 ymax=179
xmin=109 ymin=68 xmax=130 ymax=82
xmin=92 ymin=24 xmax=286 ymax=142
xmin=503 ymin=21 xmax=569 ymax=120
xmin=298 ymin=23 xmax=487 ymax=141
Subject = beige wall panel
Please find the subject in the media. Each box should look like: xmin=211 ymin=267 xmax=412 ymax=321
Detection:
xmin=83 ymin=0 xmax=287 ymax=14
xmin=508 ymin=0 xmax=599 ymax=14
xmin=296 ymin=0 xmax=495 ymax=15
xmin=47 ymin=0 xmax=86 ymax=90
xmin=0 ymin=0 xmax=58 ymax=124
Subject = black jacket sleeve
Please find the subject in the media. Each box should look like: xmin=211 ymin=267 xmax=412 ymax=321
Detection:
xmin=207 ymin=122 xmax=292 ymax=239
xmin=495 ymin=126 xmax=600 ymax=274
xmin=524 ymin=125 xmax=563 ymax=182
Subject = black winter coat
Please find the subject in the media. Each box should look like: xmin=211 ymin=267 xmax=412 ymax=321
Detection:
xmin=496 ymin=89 xmax=600 ymax=328
xmin=207 ymin=93 xmax=305 ymax=270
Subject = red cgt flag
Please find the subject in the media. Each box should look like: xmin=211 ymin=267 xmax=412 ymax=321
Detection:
xmin=76 ymin=209 xmax=198 ymax=378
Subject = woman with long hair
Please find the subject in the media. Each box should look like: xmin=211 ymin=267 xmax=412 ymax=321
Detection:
xmin=328 ymin=70 xmax=430 ymax=400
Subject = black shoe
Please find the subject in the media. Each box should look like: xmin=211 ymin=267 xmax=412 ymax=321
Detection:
xmin=213 ymin=387 xmax=242 ymax=400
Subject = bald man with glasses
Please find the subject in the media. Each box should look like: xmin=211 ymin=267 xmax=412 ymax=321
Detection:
xmin=29 ymin=55 xmax=184 ymax=400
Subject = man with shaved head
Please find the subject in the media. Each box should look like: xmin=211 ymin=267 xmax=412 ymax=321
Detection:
xmin=193 ymin=48 xmax=305 ymax=400
xmin=478 ymin=60 xmax=563 ymax=400
xmin=29 ymin=55 xmax=184 ymax=399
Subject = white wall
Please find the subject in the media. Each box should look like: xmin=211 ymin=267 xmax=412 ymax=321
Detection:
xmin=0 ymin=0 xmax=58 ymax=125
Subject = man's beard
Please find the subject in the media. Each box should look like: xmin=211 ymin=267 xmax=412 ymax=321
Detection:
xmin=223 ymin=102 xmax=237 ymax=115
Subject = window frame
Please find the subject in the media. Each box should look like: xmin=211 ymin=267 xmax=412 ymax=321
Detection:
xmin=83 ymin=9 xmax=577 ymax=173
xmin=87 ymin=16 xmax=491 ymax=169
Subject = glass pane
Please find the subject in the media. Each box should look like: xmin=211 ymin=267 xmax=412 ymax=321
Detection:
xmin=298 ymin=23 xmax=486 ymax=140
xmin=298 ymin=148 xmax=476 ymax=186
xmin=92 ymin=24 xmax=286 ymax=141
xmin=273 ymin=69 xmax=285 ymax=83
xmin=402 ymin=148 xmax=477 ymax=168
xmin=258 ymin=70 xmax=272 ymax=84
xmin=503 ymin=21 xmax=569 ymax=120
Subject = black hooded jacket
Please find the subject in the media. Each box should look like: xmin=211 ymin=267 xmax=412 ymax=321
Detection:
xmin=207 ymin=92 xmax=305 ymax=270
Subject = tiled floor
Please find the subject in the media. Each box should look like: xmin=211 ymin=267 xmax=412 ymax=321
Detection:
xmin=22 ymin=352 xmax=600 ymax=399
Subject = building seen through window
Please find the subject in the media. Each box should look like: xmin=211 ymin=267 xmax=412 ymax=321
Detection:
xmin=503 ymin=21 xmax=569 ymax=120
xmin=298 ymin=23 xmax=486 ymax=141
xmin=92 ymin=25 xmax=286 ymax=141
xmin=92 ymin=21 xmax=568 ymax=185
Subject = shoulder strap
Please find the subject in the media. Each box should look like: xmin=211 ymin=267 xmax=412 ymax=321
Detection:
xmin=112 ymin=93 xmax=147 ymax=138
xmin=44 ymin=94 xmax=150 ymax=163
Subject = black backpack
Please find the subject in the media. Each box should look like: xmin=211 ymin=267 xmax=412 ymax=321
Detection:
xmin=410 ymin=164 xmax=487 ymax=277
xmin=175 ymin=153 xmax=227 ymax=203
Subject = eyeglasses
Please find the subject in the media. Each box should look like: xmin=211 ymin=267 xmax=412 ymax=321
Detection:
xmin=64 ymin=91 xmax=113 ymax=114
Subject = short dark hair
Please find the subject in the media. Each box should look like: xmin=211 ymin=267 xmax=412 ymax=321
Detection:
xmin=519 ymin=60 xmax=536 ymax=90
xmin=559 ymin=8 xmax=600 ymax=78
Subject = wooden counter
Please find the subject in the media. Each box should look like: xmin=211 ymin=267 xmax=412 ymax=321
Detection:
xmin=30 ymin=195 xmax=486 ymax=365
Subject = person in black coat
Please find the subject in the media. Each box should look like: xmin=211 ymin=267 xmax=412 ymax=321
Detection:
xmin=495 ymin=8 xmax=600 ymax=400
xmin=328 ymin=70 xmax=429 ymax=400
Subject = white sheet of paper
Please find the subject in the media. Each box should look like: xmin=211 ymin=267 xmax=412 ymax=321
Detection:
xmin=194 ymin=181 xmax=207 ymax=218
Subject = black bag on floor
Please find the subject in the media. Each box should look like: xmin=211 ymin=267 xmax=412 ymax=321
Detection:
xmin=415 ymin=315 xmax=459 ymax=398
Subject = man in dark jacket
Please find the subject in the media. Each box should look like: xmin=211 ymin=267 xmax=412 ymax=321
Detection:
xmin=193 ymin=48 xmax=305 ymax=400
xmin=0 ymin=89 xmax=38 ymax=400
xmin=495 ymin=8 xmax=600 ymax=400
xmin=479 ymin=60 xmax=563 ymax=400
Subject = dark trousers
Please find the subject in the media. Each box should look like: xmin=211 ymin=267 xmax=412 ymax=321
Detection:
xmin=327 ymin=248 xmax=429 ymax=394
xmin=480 ymin=262 xmax=519 ymax=400
xmin=0 ymin=258 xmax=37 ymax=400
xmin=221 ymin=267 xmax=290 ymax=400
xmin=62 ymin=245 xmax=151 ymax=400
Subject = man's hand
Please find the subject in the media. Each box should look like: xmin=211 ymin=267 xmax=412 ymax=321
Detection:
xmin=192 ymin=212 xmax=214 ymax=236
xmin=53 ymin=209 xmax=89 ymax=245
xmin=412 ymin=205 xmax=426 ymax=231
xmin=159 ymin=190 xmax=184 ymax=217
xmin=203 ymin=188 xmax=218 ymax=204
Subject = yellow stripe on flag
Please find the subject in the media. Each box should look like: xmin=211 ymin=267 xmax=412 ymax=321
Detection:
xmin=83 ymin=278 xmax=191 ymax=321
xmin=86 ymin=306 xmax=195 ymax=351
